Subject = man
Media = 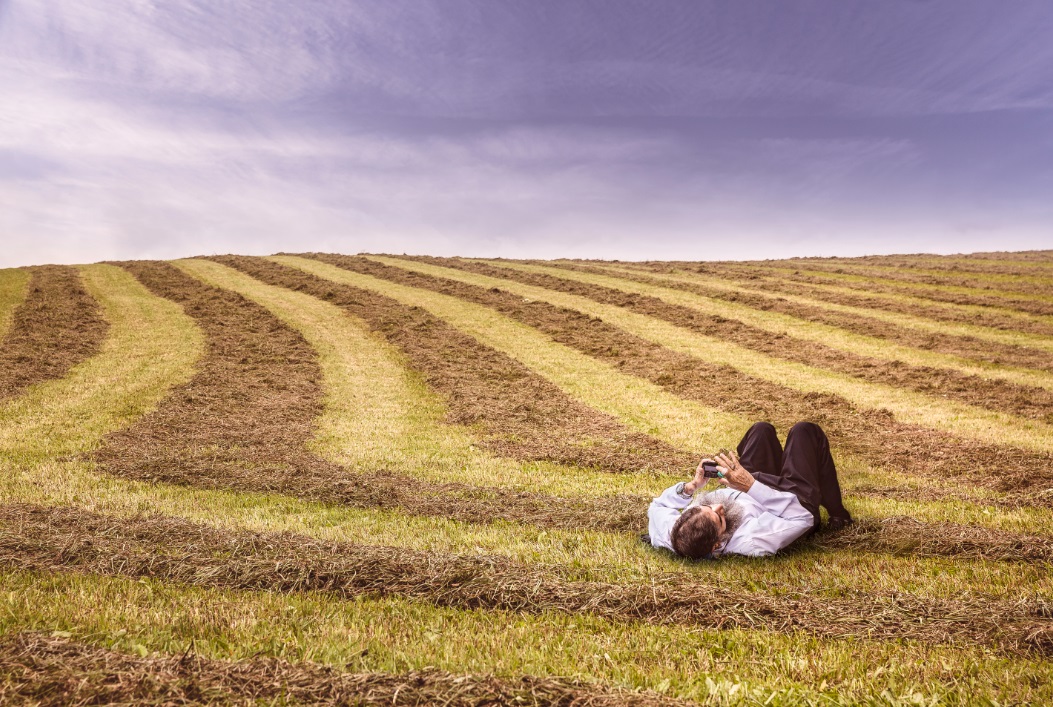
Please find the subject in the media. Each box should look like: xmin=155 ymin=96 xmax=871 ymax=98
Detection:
xmin=648 ymin=421 xmax=853 ymax=559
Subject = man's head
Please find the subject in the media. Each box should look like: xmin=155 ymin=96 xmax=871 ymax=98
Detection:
xmin=670 ymin=493 xmax=744 ymax=559
xmin=670 ymin=504 xmax=725 ymax=559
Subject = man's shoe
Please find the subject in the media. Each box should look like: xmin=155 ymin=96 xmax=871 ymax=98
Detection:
xmin=827 ymin=516 xmax=854 ymax=532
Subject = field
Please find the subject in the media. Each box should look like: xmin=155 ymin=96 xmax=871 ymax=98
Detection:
xmin=1 ymin=250 xmax=1052 ymax=705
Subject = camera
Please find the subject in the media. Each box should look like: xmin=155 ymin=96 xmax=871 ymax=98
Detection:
xmin=701 ymin=460 xmax=722 ymax=478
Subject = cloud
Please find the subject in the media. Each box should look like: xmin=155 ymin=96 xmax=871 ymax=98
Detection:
xmin=2 ymin=0 xmax=1053 ymax=267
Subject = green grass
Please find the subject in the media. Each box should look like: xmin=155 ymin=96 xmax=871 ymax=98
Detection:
xmin=4 ymin=569 xmax=1051 ymax=707
xmin=0 ymin=268 xmax=30 ymax=341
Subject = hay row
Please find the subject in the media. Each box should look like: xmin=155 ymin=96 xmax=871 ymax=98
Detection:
xmin=748 ymin=261 xmax=1053 ymax=299
xmin=554 ymin=260 xmax=1053 ymax=378
xmin=350 ymin=255 xmax=1053 ymax=502
xmin=1 ymin=503 xmax=1051 ymax=654
xmin=92 ymin=261 xmax=641 ymax=534
xmin=767 ymin=251 xmax=1053 ymax=274
xmin=629 ymin=259 xmax=1053 ymax=326
xmin=655 ymin=264 xmax=1053 ymax=339
xmin=0 ymin=265 xmax=108 ymax=404
xmin=0 ymin=632 xmax=688 ymax=707
xmin=736 ymin=264 xmax=1053 ymax=317
xmin=211 ymin=255 xmax=692 ymax=474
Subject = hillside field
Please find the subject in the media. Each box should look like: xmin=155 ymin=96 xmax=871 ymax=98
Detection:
xmin=1 ymin=251 xmax=1052 ymax=705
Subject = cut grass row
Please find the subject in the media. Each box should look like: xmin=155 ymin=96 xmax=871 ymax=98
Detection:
xmin=343 ymin=255 xmax=1053 ymax=503
xmin=777 ymin=251 xmax=1053 ymax=273
xmin=93 ymin=259 xmax=645 ymax=534
xmin=0 ymin=264 xmax=202 ymax=465
xmin=492 ymin=258 xmax=1053 ymax=375
xmin=4 ymin=569 xmax=1052 ymax=706
xmin=647 ymin=260 xmax=1053 ymax=339
xmin=201 ymin=257 xmax=695 ymax=477
xmin=740 ymin=263 xmax=1053 ymax=316
xmin=1 ymin=633 xmax=687 ymax=707
xmin=250 ymin=256 xmax=744 ymax=456
xmin=2 ymin=503 xmax=1050 ymax=657
xmin=8 ymin=256 xmax=1053 ymax=707
xmin=0 ymin=266 xmax=109 ymax=403
xmin=474 ymin=260 xmax=1053 ymax=429
xmin=571 ymin=260 xmax=1053 ymax=376
xmin=753 ymin=260 xmax=1053 ymax=299
xmin=792 ymin=262 xmax=1053 ymax=289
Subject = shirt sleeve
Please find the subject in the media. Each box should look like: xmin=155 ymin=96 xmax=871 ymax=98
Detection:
xmin=647 ymin=483 xmax=692 ymax=552
xmin=726 ymin=480 xmax=814 ymax=557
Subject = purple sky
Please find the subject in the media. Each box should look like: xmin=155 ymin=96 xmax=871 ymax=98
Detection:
xmin=1 ymin=1 xmax=1051 ymax=267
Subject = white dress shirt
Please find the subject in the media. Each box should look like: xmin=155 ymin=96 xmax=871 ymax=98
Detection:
xmin=648 ymin=481 xmax=814 ymax=558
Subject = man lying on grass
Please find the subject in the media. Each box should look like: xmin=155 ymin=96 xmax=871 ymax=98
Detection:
xmin=648 ymin=421 xmax=853 ymax=559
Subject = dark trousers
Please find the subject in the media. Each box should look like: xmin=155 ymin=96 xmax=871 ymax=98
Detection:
xmin=736 ymin=421 xmax=851 ymax=529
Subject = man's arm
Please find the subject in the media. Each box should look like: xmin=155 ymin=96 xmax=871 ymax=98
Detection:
xmin=714 ymin=450 xmax=814 ymax=556
xmin=725 ymin=509 xmax=814 ymax=557
xmin=647 ymin=482 xmax=694 ymax=552
xmin=648 ymin=456 xmax=716 ymax=551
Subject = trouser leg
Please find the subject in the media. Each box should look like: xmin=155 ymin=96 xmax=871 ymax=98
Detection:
xmin=736 ymin=421 xmax=783 ymax=488
xmin=781 ymin=421 xmax=851 ymax=526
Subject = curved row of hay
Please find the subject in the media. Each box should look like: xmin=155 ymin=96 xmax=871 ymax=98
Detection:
xmin=0 ymin=252 xmax=1051 ymax=704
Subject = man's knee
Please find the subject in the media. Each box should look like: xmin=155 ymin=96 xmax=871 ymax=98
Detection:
xmin=789 ymin=421 xmax=826 ymax=440
xmin=747 ymin=421 xmax=778 ymax=438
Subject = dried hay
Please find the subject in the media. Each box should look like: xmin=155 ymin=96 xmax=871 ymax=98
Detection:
xmin=0 ymin=265 xmax=108 ymax=403
xmin=0 ymin=632 xmax=688 ymax=706
xmin=1 ymin=504 xmax=1050 ymax=655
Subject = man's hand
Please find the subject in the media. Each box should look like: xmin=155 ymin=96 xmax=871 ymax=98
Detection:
xmin=683 ymin=457 xmax=712 ymax=496
xmin=715 ymin=450 xmax=754 ymax=492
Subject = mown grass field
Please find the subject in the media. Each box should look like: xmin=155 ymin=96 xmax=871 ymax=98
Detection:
xmin=1 ymin=250 xmax=1052 ymax=705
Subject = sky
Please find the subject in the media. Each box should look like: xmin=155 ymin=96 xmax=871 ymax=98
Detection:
xmin=1 ymin=1 xmax=1051 ymax=267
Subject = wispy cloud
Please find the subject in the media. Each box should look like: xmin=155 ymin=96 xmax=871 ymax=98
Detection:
xmin=2 ymin=1 xmax=1052 ymax=266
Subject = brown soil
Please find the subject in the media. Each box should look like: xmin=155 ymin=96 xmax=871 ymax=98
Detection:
xmin=0 ymin=266 xmax=108 ymax=403
xmin=93 ymin=260 xmax=643 ymax=535
xmin=210 ymin=255 xmax=694 ymax=475
xmin=2 ymin=504 xmax=1050 ymax=655
xmin=535 ymin=261 xmax=1053 ymax=413
xmin=0 ymin=633 xmax=689 ymax=707
xmin=369 ymin=255 xmax=1053 ymax=504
